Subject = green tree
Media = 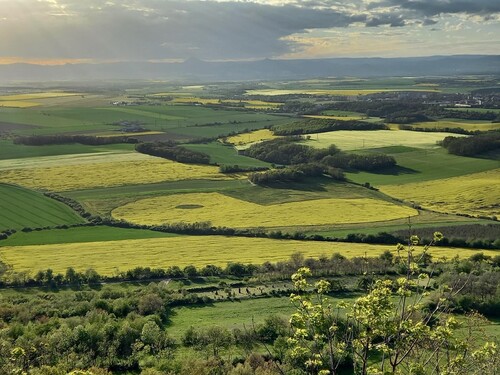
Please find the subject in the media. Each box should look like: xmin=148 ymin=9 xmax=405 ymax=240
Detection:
xmin=288 ymin=232 xmax=499 ymax=374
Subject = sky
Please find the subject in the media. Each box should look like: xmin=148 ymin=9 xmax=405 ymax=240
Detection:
xmin=0 ymin=0 xmax=499 ymax=64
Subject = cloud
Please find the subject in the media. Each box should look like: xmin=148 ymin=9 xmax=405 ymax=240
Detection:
xmin=0 ymin=0 xmax=497 ymax=62
xmin=385 ymin=0 xmax=500 ymax=17
xmin=366 ymin=14 xmax=407 ymax=27
xmin=0 ymin=0 xmax=367 ymax=61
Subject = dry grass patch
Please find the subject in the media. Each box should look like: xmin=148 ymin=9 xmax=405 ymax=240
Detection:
xmin=112 ymin=192 xmax=418 ymax=228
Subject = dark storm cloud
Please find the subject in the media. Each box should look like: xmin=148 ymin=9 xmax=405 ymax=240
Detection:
xmin=1 ymin=0 xmax=497 ymax=62
xmin=383 ymin=0 xmax=500 ymax=16
xmin=0 ymin=0 xmax=367 ymax=60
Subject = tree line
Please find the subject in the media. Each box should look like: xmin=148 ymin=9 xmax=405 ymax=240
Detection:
xmin=14 ymin=134 xmax=138 ymax=146
xmin=271 ymin=119 xmax=387 ymax=136
xmin=440 ymin=131 xmax=500 ymax=156
xmin=244 ymin=137 xmax=395 ymax=184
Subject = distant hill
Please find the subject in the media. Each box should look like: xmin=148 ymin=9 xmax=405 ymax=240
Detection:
xmin=0 ymin=55 xmax=499 ymax=82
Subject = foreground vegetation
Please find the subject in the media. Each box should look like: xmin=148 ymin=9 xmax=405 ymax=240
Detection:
xmin=0 ymin=243 xmax=498 ymax=374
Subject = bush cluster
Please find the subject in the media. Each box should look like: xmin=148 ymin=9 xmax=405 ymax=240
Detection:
xmin=136 ymin=141 xmax=211 ymax=164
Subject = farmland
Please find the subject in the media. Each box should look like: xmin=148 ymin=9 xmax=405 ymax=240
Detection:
xmin=380 ymin=169 xmax=500 ymax=217
xmin=112 ymin=192 xmax=418 ymax=228
xmin=345 ymin=147 xmax=500 ymax=186
xmin=2 ymin=235 xmax=496 ymax=275
xmin=300 ymin=129 xmax=465 ymax=151
xmin=245 ymin=88 xmax=439 ymax=96
xmin=0 ymin=76 xmax=499 ymax=375
xmin=0 ymin=152 xmax=238 ymax=191
xmin=225 ymin=129 xmax=277 ymax=148
xmin=0 ymin=183 xmax=84 ymax=230
xmin=411 ymin=119 xmax=500 ymax=131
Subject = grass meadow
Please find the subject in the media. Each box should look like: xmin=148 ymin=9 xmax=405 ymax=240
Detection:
xmin=2 ymin=235 xmax=496 ymax=275
xmin=183 ymin=142 xmax=271 ymax=167
xmin=0 ymin=184 xmax=84 ymax=230
xmin=0 ymin=140 xmax=135 ymax=160
xmin=1 ymin=225 xmax=178 ymax=246
xmin=346 ymin=147 xmax=500 ymax=186
xmin=0 ymin=103 xmax=289 ymax=137
xmin=111 ymin=192 xmax=418 ymax=228
xmin=301 ymin=129 xmax=464 ymax=151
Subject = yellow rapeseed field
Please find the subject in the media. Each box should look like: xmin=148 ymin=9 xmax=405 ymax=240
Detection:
xmin=380 ymin=169 xmax=500 ymax=217
xmin=0 ymin=101 xmax=40 ymax=108
xmin=112 ymin=192 xmax=418 ymax=228
xmin=2 ymin=236 xmax=494 ymax=275
xmin=0 ymin=152 xmax=237 ymax=191
xmin=245 ymin=89 xmax=440 ymax=96
xmin=412 ymin=120 xmax=500 ymax=131
xmin=0 ymin=92 xmax=81 ymax=101
xmin=225 ymin=129 xmax=277 ymax=147
xmin=303 ymin=115 xmax=365 ymax=121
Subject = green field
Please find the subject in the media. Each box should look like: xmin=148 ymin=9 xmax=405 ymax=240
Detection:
xmin=0 ymin=104 xmax=290 ymax=137
xmin=0 ymin=140 xmax=135 ymax=160
xmin=346 ymin=147 xmax=500 ymax=186
xmin=0 ymin=184 xmax=85 ymax=230
xmin=183 ymin=142 xmax=271 ymax=167
xmin=167 ymin=295 xmax=357 ymax=338
xmin=0 ymin=225 xmax=178 ymax=246
xmin=301 ymin=129 xmax=463 ymax=151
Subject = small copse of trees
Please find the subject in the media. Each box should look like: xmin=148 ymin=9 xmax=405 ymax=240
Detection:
xmin=136 ymin=141 xmax=211 ymax=164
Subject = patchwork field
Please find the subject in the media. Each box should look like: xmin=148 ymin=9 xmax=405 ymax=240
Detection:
xmin=171 ymin=97 xmax=282 ymax=109
xmin=301 ymin=130 xmax=467 ymax=151
xmin=0 ymin=104 xmax=287 ymax=137
xmin=245 ymin=89 xmax=439 ymax=96
xmin=380 ymin=169 xmax=500 ymax=217
xmin=0 ymin=184 xmax=85 ymax=230
xmin=0 ymin=152 xmax=238 ymax=191
xmin=2 ymin=235 xmax=495 ymax=275
xmin=112 ymin=192 xmax=418 ymax=228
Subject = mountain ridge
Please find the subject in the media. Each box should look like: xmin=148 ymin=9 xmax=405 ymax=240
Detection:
xmin=1 ymin=55 xmax=499 ymax=82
